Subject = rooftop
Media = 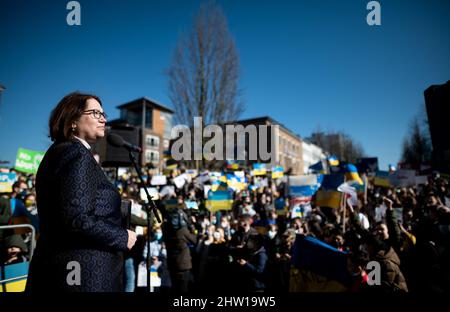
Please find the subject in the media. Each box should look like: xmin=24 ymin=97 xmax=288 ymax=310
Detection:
xmin=228 ymin=116 xmax=302 ymax=140
xmin=116 ymin=97 xmax=174 ymax=114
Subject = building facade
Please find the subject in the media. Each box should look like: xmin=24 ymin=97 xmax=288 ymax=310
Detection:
xmin=302 ymin=140 xmax=326 ymax=174
xmin=231 ymin=116 xmax=304 ymax=175
xmin=105 ymin=97 xmax=174 ymax=169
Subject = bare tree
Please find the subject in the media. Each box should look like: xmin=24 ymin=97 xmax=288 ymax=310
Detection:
xmin=167 ymin=1 xmax=243 ymax=127
xmin=401 ymin=115 xmax=432 ymax=165
xmin=309 ymin=130 xmax=365 ymax=163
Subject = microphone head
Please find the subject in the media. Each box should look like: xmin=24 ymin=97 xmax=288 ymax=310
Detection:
xmin=107 ymin=133 xmax=124 ymax=148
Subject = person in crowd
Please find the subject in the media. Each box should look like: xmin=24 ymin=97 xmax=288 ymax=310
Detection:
xmin=236 ymin=234 xmax=268 ymax=292
xmin=163 ymin=207 xmax=197 ymax=293
xmin=347 ymin=250 xmax=370 ymax=292
xmin=3 ymin=234 xmax=28 ymax=265
xmin=231 ymin=214 xmax=258 ymax=248
xmin=365 ymin=234 xmax=408 ymax=292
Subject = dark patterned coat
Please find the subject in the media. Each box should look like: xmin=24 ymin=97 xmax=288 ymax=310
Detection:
xmin=26 ymin=139 xmax=128 ymax=292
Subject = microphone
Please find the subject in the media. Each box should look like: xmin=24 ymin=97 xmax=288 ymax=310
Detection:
xmin=107 ymin=133 xmax=142 ymax=153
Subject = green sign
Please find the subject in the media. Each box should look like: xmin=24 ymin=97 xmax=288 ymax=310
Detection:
xmin=15 ymin=148 xmax=45 ymax=174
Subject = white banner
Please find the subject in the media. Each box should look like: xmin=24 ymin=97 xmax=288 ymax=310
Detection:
xmin=151 ymin=175 xmax=167 ymax=186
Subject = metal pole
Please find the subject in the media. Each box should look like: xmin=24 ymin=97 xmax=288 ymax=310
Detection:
xmin=128 ymin=150 xmax=161 ymax=292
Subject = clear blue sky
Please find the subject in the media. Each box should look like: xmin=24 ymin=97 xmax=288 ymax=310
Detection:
xmin=1 ymin=0 xmax=449 ymax=170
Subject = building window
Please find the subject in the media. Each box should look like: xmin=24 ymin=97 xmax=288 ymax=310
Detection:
xmin=145 ymin=108 xmax=153 ymax=129
xmin=145 ymin=150 xmax=160 ymax=163
xmin=120 ymin=109 xmax=141 ymax=127
xmin=146 ymin=135 xmax=159 ymax=148
xmin=163 ymin=139 xmax=169 ymax=149
xmin=161 ymin=112 xmax=173 ymax=139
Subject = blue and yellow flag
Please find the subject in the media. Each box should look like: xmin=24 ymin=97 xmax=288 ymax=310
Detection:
xmin=373 ymin=170 xmax=391 ymax=187
xmin=206 ymin=182 xmax=233 ymax=212
xmin=315 ymin=174 xmax=344 ymax=209
xmin=0 ymin=262 xmax=29 ymax=292
xmin=225 ymin=173 xmax=247 ymax=191
xmin=345 ymin=164 xmax=363 ymax=185
xmin=275 ymin=197 xmax=287 ymax=216
xmin=315 ymin=190 xmax=342 ymax=209
xmin=252 ymin=163 xmax=267 ymax=176
xmin=290 ymin=235 xmax=350 ymax=292
xmin=162 ymin=198 xmax=179 ymax=210
xmin=327 ymin=156 xmax=339 ymax=167
xmin=271 ymin=166 xmax=284 ymax=179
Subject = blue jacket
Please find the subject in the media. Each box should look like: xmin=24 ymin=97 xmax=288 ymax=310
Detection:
xmin=26 ymin=139 xmax=128 ymax=292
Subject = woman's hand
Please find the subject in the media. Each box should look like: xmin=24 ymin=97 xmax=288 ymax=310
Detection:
xmin=127 ymin=230 xmax=137 ymax=250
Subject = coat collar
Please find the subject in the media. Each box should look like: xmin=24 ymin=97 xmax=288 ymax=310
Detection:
xmin=73 ymin=136 xmax=91 ymax=150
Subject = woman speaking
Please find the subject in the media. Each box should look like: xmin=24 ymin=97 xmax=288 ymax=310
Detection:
xmin=26 ymin=92 xmax=137 ymax=292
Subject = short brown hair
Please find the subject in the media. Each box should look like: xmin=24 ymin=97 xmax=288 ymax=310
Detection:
xmin=49 ymin=92 xmax=102 ymax=141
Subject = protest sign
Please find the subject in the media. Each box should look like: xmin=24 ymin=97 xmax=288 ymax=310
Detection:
xmin=272 ymin=166 xmax=284 ymax=179
xmin=390 ymin=169 xmax=416 ymax=187
xmin=0 ymin=172 xmax=17 ymax=193
xmin=160 ymin=185 xmax=176 ymax=197
xmin=184 ymin=200 xmax=199 ymax=209
xmin=151 ymin=175 xmax=167 ymax=186
xmin=140 ymin=187 xmax=160 ymax=201
xmin=15 ymin=148 xmax=45 ymax=174
xmin=252 ymin=163 xmax=266 ymax=176
xmin=173 ymin=174 xmax=187 ymax=189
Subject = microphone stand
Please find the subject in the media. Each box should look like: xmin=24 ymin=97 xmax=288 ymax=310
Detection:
xmin=128 ymin=150 xmax=162 ymax=293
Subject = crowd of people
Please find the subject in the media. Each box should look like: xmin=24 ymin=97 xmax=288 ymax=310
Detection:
xmin=1 ymin=163 xmax=449 ymax=293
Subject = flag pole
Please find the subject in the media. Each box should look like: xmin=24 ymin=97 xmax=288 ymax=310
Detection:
xmin=342 ymin=192 xmax=346 ymax=234
xmin=363 ymin=174 xmax=368 ymax=205
xmin=341 ymin=174 xmax=346 ymax=233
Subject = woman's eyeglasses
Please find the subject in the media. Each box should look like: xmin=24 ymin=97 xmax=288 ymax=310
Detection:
xmin=83 ymin=109 xmax=108 ymax=120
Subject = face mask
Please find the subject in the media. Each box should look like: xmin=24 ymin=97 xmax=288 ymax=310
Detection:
xmin=221 ymin=222 xmax=228 ymax=228
xmin=155 ymin=232 xmax=163 ymax=240
xmin=213 ymin=231 xmax=221 ymax=240
xmin=25 ymin=199 xmax=35 ymax=207
xmin=268 ymin=230 xmax=277 ymax=239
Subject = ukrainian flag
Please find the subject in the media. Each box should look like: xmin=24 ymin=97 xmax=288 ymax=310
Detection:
xmin=373 ymin=170 xmax=391 ymax=187
xmin=162 ymin=198 xmax=179 ymax=210
xmin=275 ymin=197 xmax=287 ymax=216
xmin=206 ymin=184 xmax=233 ymax=212
xmin=226 ymin=173 xmax=247 ymax=191
xmin=315 ymin=174 xmax=344 ymax=209
xmin=290 ymin=235 xmax=350 ymax=292
xmin=345 ymin=164 xmax=363 ymax=185
xmin=271 ymin=166 xmax=284 ymax=179
xmin=327 ymin=156 xmax=339 ymax=167
xmin=315 ymin=190 xmax=342 ymax=209
xmin=0 ymin=262 xmax=29 ymax=292
xmin=252 ymin=163 xmax=267 ymax=176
